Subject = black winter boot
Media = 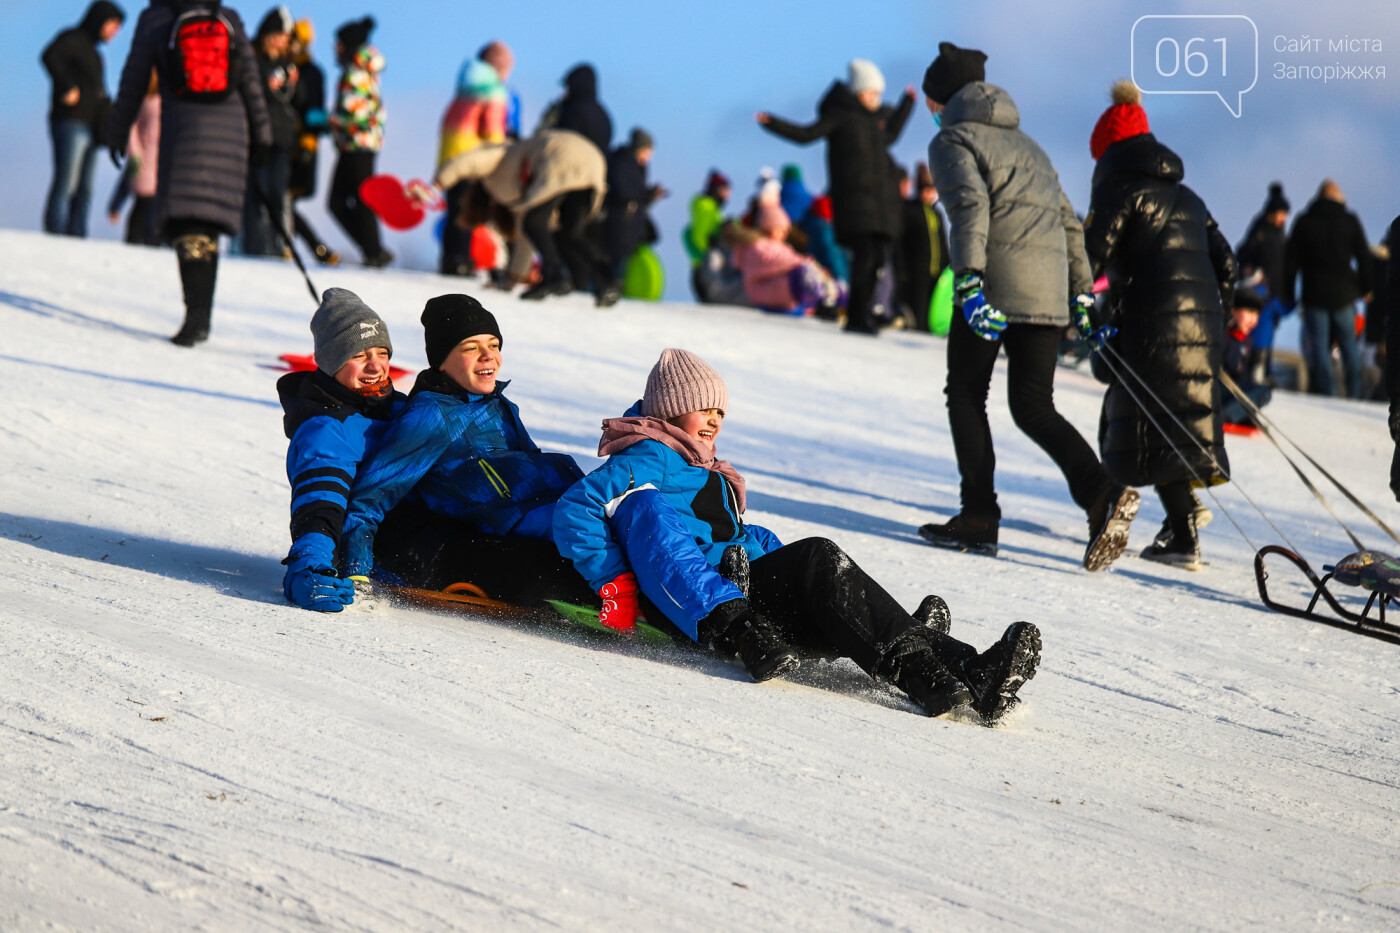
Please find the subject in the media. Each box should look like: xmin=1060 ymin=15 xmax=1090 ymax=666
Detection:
xmin=172 ymin=233 xmax=218 ymax=347
xmin=1140 ymin=511 xmax=1203 ymax=571
xmin=703 ymin=598 xmax=798 ymax=683
xmin=718 ymin=545 xmax=751 ymax=598
xmin=1083 ymin=485 xmax=1140 ymax=571
xmin=913 ymin=595 xmax=952 ymax=635
xmin=877 ymin=628 xmax=977 ymax=720
xmin=962 ymin=622 xmax=1041 ymax=725
xmin=918 ymin=513 xmax=999 ymax=557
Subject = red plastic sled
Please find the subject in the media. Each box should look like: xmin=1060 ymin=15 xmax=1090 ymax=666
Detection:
xmin=359 ymin=175 xmax=443 ymax=231
xmin=1223 ymin=422 xmax=1261 ymax=437
xmin=277 ymin=353 xmax=412 ymax=382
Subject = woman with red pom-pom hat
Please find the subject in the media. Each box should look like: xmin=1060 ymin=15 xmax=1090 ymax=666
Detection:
xmin=1082 ymin=79 xmax=1239 ymax=571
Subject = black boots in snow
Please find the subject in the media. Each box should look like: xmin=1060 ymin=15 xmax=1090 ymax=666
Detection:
xmin=704 ymin=598 xmax=800 ymax=683
xmin=877 ymin=628 xmax=977 ymax=719
xmin=918 ymin=513 xmax=999 ymax=557
xmin=1083 ymin=485 xmax=1140 ymax=571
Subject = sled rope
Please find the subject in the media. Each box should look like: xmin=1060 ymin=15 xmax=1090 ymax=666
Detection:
xmin=1094 ymin=341 xmax=1300 ymax=555
xmin=253 ymin=177 xmax=320 ymax=305
xmin=1219 ymin=372 xmax=1398 ymax=549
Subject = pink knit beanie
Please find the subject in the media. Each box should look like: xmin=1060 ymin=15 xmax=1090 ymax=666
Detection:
xmin=642 ymin=349 xmax=728 ymax=419
xmin=756 ymin=203 xmax=790 ymax=235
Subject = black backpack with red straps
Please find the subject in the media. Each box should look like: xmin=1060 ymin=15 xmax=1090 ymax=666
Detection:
xmin=167 ymin=2 xmax=235 ymax=101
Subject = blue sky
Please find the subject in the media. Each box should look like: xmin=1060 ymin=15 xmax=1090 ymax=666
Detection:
xmin=6 ymin=0 xmax=1398 ymax=300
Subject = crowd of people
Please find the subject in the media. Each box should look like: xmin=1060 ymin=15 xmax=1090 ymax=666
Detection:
xmin=34 ymin=5 xmax=1398 ymax=721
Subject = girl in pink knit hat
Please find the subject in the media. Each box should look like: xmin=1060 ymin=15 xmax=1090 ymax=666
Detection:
xmin=729 ymin=203 xmax=846 ymax=315
xmin=553 ymin=349 xmax=1041 ymax=725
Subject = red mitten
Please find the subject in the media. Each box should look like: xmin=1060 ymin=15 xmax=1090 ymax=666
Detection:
xmin=598 ymin=572 xmax=641 ymax=634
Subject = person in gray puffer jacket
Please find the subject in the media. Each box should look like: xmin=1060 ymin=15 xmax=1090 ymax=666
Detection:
xmin=916 ymin=42 xmax=1138 ymax=573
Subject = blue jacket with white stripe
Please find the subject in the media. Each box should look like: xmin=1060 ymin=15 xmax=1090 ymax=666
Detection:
xmin=279 ymin=370 xmax=406 ymax=576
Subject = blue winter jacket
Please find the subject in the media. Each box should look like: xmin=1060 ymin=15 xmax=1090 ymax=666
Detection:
xmin=279 ymin=370 xmax=406 ymax=575
xmin=553 ymin=412 xmax=782 ymax=598
xmin=340 ymin=370 xmax=583 ymax=577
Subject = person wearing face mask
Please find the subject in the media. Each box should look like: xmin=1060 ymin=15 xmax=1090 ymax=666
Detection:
xmin=551 ymin=349 xmax=1042 ymax=724
xmin=756 ymin=59 xmax=915 ymax=335
xmin=919 ymin=41 xmax=1137 ymax=571
xmin=278 ymin=289 xmax=406 ymax=612
xmin=338 ymin=295 xmax=595 ymax=607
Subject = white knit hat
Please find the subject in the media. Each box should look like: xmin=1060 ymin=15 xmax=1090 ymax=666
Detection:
xmin=848 ymin=59 xmax=885 ymax=95
xmin=642 ymin=349 xmax=728 ymax=420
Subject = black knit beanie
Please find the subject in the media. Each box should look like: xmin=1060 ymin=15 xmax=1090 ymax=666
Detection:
xmin=335 ymin=16 xmax=375 ymax=53
xmin=922 ymin=42 xmax=988 ymax=105
xmin=421 ymin=294 xmax=502 ymax=369
xmin=1263 ymin=182 xmax=1290 ymax=215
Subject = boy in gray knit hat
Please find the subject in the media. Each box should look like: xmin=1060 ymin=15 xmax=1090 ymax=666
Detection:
xmin=278 ymin=288 xmax=404 ymax=613
xmin=311 ymin=286 xmax=393 ymax=377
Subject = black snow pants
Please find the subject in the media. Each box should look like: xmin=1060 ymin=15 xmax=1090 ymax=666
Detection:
xmin=945 ymin=310 xmax=1112 ymax=519
xmin=747 ymin=537 xmax=977 ymax=674
xmin=373 ymin=503 xmax=598 ymax=608
xmin=521 ymin=188 xmax=605 ymax=289
xmin=328 ymin=150 xmax=383 ymax=261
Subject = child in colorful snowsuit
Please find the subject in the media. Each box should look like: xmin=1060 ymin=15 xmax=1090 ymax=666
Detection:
xmin=731 ymin=204 xmax=844 ymax=315
xmin=339 ymin=295 xmax=596 ymax=606
xmin=327 ymin=16 xmax=390 ymax=267
xmin=279 ymin=288 xmax=405 ymax=611
xmin=553 ymin=349 xmax=1041 ymax=723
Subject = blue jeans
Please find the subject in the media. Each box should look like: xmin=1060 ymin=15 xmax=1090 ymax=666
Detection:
xmin=44 ymin=118 xmax=99 ymax=236
xmin=1302 ymin=304 xmax=1361 ymax=398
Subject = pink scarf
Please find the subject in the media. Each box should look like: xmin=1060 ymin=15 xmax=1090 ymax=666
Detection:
xmin=598 ymin=416 xmax=747 ymax=513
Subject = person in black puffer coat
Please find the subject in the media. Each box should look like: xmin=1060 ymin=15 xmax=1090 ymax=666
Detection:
xmin=242 ymin=6 xmax=298 ymax=257
xmin=1084 ymin=81 xmax=1237 ymax=571
xmin=108 ymin=0 xmax=273 ymax=347
xmin=758 ymin=59 xmax=914 ymax=334
xmin=548 ymin=63 xmax=612 ymax=153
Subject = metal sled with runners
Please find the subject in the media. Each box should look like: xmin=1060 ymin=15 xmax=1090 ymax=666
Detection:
xmin=1254 ymin=546 xmax=1400 ymax=646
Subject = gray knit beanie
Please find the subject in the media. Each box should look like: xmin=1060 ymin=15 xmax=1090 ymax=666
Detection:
xmin=641 ymin=349 xmax=728 ymax=420
xmin=311 ymin=287 xmax=392 ymax=376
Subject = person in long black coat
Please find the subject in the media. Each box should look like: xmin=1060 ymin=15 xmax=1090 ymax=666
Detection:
xmin=41 ymin=1 xmax=125 ymax=237
xmin=599 ymin=128 xmax=664 ymax=305
xmin=897 ymin=163 xmax=950 ymax=330
xmin=109 ymin=0 xmax=272 ymax=347
xmin=1385 ymin=216 xmax=1400 ymax=501
xmin=551 ymin=64 xmax=612 ymax=153
xmin=757 ymin=60 xmax=914 ymax=334
xmin=1083 ymin=82 xmax=1237 ymax=570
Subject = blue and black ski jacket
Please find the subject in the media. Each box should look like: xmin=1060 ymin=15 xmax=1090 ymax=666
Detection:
xmin=340 ymin=370 xmax=583 ymax=577
xmin=553 ymin=409 xmax=781 ymax=596
xmin=279 ymin=370 xmax=406 ymax=574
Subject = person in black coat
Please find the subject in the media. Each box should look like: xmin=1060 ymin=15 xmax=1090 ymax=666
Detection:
xmin=897 ymin=162 xmax=950 ymax=331
xmin=1235 ymin=182 xmax=1290 ymax=378
xmin=758 ymin=59 xmax=914 ymax=335
xmin=550 ymin=64 xmax=612 ymax=153
xmin=599 ymin=128 xmax=666 ymax=306
xmin=109 ymin=0 xmax=272 ymax=347
xmin=1285 ymin=181 xmax=1373 ymax=398
xmin=1385 ymin=216 xmax=1400 ymax=501
xmin=286 ymin=18 xmax=337 ymax=265
xmin=242 ymin=7 xmax=298 ymax=257
xmin=1083 ymin=82 xmax=1237 ymax=570
xmin=41 ymin=1 xmax=125 ymax=237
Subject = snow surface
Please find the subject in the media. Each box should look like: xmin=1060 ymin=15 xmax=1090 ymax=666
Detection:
xmin=3 ymin=229 xmax=1398 ymax=931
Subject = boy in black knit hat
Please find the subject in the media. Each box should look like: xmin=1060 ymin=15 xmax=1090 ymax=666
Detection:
xmin=338 ymin=294 xmax=595 ymax=607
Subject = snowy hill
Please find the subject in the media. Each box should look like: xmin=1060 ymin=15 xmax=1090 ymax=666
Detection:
xmin=3 ymin=229 xmax=1398 ymax=931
